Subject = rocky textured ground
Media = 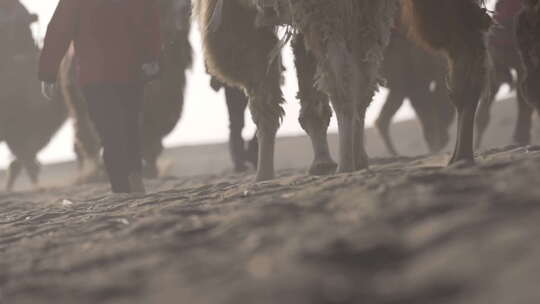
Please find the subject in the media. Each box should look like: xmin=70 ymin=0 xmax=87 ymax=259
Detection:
xmin=2 ymin=145 xmax=540 ymax=304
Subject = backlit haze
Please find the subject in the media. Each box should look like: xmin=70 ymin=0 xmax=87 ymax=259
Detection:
xmin=0 ymin=0 xmax=504 ymax=168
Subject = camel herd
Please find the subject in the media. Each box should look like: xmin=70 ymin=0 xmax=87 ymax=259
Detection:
xmin=1 ymin=0 xmax=539 ymax=190
xmin=197 ymin=0 xmax=492 ymax=181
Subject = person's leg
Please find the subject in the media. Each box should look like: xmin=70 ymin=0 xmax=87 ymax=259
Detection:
xmin=119 ymin=83 xmax=145 ymax=193
xmin=82 ymin=85 xmax=131 ymax=193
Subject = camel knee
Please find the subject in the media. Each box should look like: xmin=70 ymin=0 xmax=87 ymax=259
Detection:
xmin=293 ymin=33 xmax=332 ymax=137
xmin=298 ymin=102 xmax=332 ymax=134
xmin=248 ymin=87 xmax=283 ymax=136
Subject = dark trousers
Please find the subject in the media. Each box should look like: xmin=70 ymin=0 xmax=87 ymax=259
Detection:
xmin=82 ymin=83 xmax=144 ymax=193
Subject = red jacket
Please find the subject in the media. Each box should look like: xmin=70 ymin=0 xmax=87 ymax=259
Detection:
xmin=39 ymin=0 xmax=161 ymax=85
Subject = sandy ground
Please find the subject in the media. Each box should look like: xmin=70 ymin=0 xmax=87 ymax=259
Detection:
xmin=2 ymin=97 xmax=540 ymax=303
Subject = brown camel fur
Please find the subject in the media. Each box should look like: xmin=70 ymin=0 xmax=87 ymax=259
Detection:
xmin=59 ymin=0 xmax=193 ymax=182
xmin=516 ymin=0 xmax=540 ymax=118
xmin=0 ymin=7 xmax=67 ymax=191
xmin=195 ymin=0 xmax=491 ymax=181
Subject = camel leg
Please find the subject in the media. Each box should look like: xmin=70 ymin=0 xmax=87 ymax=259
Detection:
xmin=406 ymin=0 xmax=490 ymax=165
xmin=352 ymin=65 xmax=384 ymax=172
xmin=246 ymin=132 xmax=258 ymax=169
xmin=140 ymin=46 xmax=188 ymax=179
xmin=75 ymin=109 xmax=102 ymax=173
xmin=408 ymin=84 xmax=448 ymax=153
xmin=242 ymin=38 xmax=283 ymax=181
xmin=448 ymin=46 xmax=487 ymax=164
xmin=516 ymin=6 xmax=540 ymax=141
xmin=319 ymin=42 xmax=363 ymax=174
xmin=331 ymin=95 xmax=356 ymax=173
xmin=475 ymin=67 xmax=500 ymax=150
xmin=248 ymin=77 xmax=283 ymax=181
xmin=5 ymin=160 xmax=22 ymax=191
xmin=199 ymin=0 xmax=284 ymax=181
xmin=74 ymin=142 xmax=85 ymax=170
xmin=142 ymin=140 xmax=162 ymax=178
xmin=302 ymin=42 xmax=378 ymax=173
xmin=66 ymin=83 xmax=103 ymax=182
xmin=60 ymin=49 xmax=103 ymax=183
xmin=433 ymin=88 xmax=455 ymax=153
xmin=24 ymin=159 xmax=41 ymax=188
xmin=354 ymin=105 xmax=369 ymax=171
xmin=73 ymin=116 xmax=103 ymax=182
xmin=375 ymin=89 xmax=405 ymax=156
xmin=225 ymin=85 xmax=249 ymax=172
xmin=433 ymin=75 xmax=456 ymax=149
xmin=292 ymin=35 xmax=337 ymax=175
xmin=428 ymin=69 xmax=456 ymax=153
xmin=513 ymin=72 xmax=534 ymax=145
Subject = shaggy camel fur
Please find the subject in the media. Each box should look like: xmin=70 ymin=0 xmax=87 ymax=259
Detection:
xmin=475 ymin=0 xmax=532 ymax=148
xmin=195 ymin=0 xmax=491 ymax=181
xmin=517 ymin=0 xmax=540 ymax=117
xmin=60 ymin=0 xmax=193 ymax=181
xmin=0 ymin=10 xmax=67 ymax=191
xmin=210 ymin=77 xmax=258 ymax=172
xmin=377 ymin=26 xmax=455 ymax=156
xmin=295 ymin=15 xmax=455 ymax=158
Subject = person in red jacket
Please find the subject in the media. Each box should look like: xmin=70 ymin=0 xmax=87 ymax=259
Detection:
xmin=39 ymin=0 xmax=161 ymax=193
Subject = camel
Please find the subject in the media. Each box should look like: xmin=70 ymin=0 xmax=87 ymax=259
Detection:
xmin=0 ymin=0 xmax=38 ymax=62
xmin=60 ymin=0 xmax=193 ymax=181
xmin=517 ymin=0 xmax=540 ymax=117
xmin=0 ymin=2 xmax=68 ymax=191
xmin=475 ymin=0 xmax=533 ymax=148
xmin=195 ymin=0 xmax=492 ymax=181
xmin=376 ymin=25 xmax=455 ymax=156
xmin=210 ymin=77 xmax=258 ymax=172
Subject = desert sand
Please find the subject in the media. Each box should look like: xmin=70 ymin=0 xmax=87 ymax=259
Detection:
xmin=1 ymin=97 xmax=540 ymax=303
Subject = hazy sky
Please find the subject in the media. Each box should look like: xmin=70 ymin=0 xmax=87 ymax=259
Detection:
xmin=5 ymin=1 xmax=504 ymax=168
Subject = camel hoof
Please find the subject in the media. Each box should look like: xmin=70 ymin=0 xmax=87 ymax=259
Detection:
xmin=513 ymin=135 xmax=531 ymax=147
xmin=255 ymin=171 xmax=275 ymax=182
xmin=75 ymin=170 xmax=107 ymax=185
xmin=336 ymin=165 xmax=356 ymax=174
xmin=447 ymin=157 xmax=475 ymax=169
xmin=234 ymin=163 xmax=249 ymax=173
xmin=308 ymin=160 xmax=338 ymax=176
xmin=143 ymin=165 xmax=160 ymax=179
xmin=428 ymin=135 xmax=448 ymax=154
xmin=245 ymin=148 xmax=258 ymax=169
